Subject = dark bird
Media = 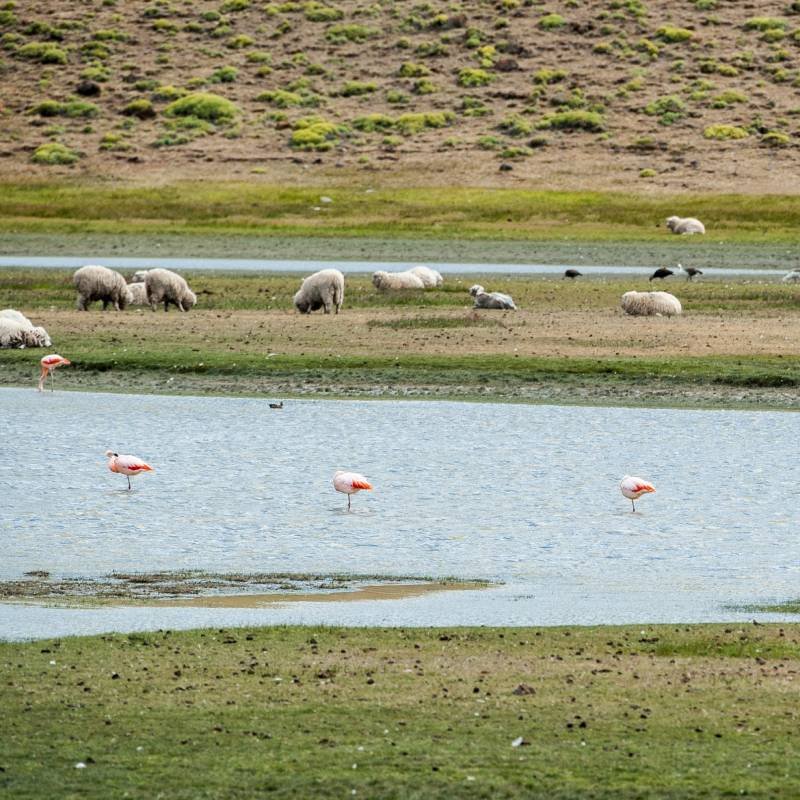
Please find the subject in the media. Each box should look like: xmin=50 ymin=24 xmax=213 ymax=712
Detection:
xmin=269 ymin=401 xmax=284 ymax=409
xmin=678 ymin=263 xmax=703 ymax=281
xmin=649 ymin=268 xmax=674 ymax=282
xmin=564 ymin=269 xmax=582 ymax=279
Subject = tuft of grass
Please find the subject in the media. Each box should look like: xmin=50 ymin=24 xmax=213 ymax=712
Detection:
xmin=536 ymin=110 xmax=604 ymax=132
xmin=644 ymin=94 xmax=687 ymax=125
xmin=656 ymin=25 xmax=694 ymax=43
xmin=394 ymin=111 xmax=454 ymax=134
xmin=164 ymin=92 xmax=238 ymax=122
xmin=711 ymin=89 xmax=748 ymax=108
xmin=30 ymin=142 xmax=80 ymax=165
xmin=743 ymin=17 xmax=787 ymax=31
xmin=339 ymin=81 xmax=376 ymax=97
xmin=16 ymin=41 xmax=67 ymax=63
xmin=457 ymin=67 xmax=492 ymax=87
xmin=704 ymin=124 xmax=749 ymax=140
xmin=122 ymin=98 xmax=156 ymax=119
xmin=538 ymin=13 xmax=566 ymax=30
xmin=325 ymin=23 xmax=375 ymax=43
xmin=761 ymin=130 xmax=791 ymax=146
xmin=33 ymin=99 xmax=99 ymax=118
xmin=290 ymin=116 xmax=348 ymax=150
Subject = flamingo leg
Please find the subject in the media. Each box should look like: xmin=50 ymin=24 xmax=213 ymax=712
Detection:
xmin=127 ymin=475 xmax=132 ymax=491
xmin=50 ymin=370 xmax=55 ymax=392
xmin=631 ymin=499 xmax=636 ymax=512
xmin=347 ymin=494 xmax=351 ymax=511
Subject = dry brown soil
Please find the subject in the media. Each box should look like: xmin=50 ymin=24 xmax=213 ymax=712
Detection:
xmin=4 ymin=1 xmax=800 ymax=192
xmin=34 ymin=306 xmax=800 ymax=359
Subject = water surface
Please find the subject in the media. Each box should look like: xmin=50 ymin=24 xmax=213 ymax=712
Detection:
xmin=1 ymin=389 xmax=798 ymax=638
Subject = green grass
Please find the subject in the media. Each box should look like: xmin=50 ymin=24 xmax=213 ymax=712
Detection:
xmin=1 ymin=624 xmax=798 ymax=799
xmin=2 ymin=183 xmax=800 ymax=242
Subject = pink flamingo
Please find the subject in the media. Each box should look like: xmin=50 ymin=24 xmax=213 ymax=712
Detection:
xmin=105 ymin=450 xmax=154 ymax=491
xmin=37 ymin=354 xmax=71 ymax=392
xmin=619 ymin=475 xmax=656 ymax=512
xmin=332 ymin=470 xmax=373 ymax=510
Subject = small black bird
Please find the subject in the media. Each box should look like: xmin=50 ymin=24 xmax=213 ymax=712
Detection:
xmin=649 ymin=267 xmax=674 ymax=282
xmin=678 ymin=263 xmax=703 ymax=281
xmin=269 ymin=401 xmax=284 ymax=409
xmin=564 ymin=269 xmax=582 ymax=279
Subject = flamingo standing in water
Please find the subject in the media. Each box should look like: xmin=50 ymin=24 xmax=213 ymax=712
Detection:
xmin=106 ymin=450 xmax=154 ymax=490
xmin=619 ymin=475 xmax=656 ymax=512
xmin=37 ymin=354 xmax=71 ymax=392
xmin=333 ymin=470 xmax=373 ymax=510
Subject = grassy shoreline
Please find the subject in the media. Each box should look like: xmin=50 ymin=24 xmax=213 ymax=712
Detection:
xmin=2 ymin=624 xmax=797 ymax=799
xmin=3 ymin=183 xmax=800 ymax=245
xmin=3 ymin=269 xmax=800 ymax=409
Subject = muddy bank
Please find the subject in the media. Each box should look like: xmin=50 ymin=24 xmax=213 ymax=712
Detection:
xmin=0 ymin=571 xmax=488 ymax=608
xmin=0 ymin=232 xmax=795 ymax=269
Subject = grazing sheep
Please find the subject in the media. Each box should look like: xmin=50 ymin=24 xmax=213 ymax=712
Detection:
xmin=127 ymin=281 xmax=149 ymax=306
xmin=131 ymin=270 xmax=149 ymax=283
xmin=621 ymin=291 xmax=682 ymax=317
xmin=469 ymin=284 xmax=517 ymax=310
xmin=73 ymin=265 xmax=133 ymax=311
xmin=0 ymin=309 xmax=52 ymax=348
xmin=293 ymin=268 xmax=345 ymax=314
xmin=409 ymin=265 xmax=444 ymax=288
xmin=782 ymin=269 xmax=800 ymax=284
xmin=144 ymin=268 xmax=197 ymax=312
xmin=372 ymin=270 xmax=426 ymax=290
xmin=666 ymin=216 xmax=706 ymax=235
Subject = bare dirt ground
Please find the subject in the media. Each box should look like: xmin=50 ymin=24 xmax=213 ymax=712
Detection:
xmin=30 ymin=307 xmax=800 ymax=360
xmin=4 ymin=1 xmax=800 ymax=192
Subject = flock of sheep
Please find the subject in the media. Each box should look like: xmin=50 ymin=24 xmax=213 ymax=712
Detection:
xmin=3 ymin=213 xmax=800 ymax=349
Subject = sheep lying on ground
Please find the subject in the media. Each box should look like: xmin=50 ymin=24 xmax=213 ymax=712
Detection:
xmin=294 ymin=268 xmax=345 ymax=314
xmin=782 ymin=269 xmax=800 ymax=284
xmin=73 ymin=265 xmax=133 ymax=311
xmin=409 ymin=265 xmax=444 ymax=288
xmin=621 ymin=291 xmax=682 ymax=317
xmin=127 ymin=281 xmax=149 ymax=305
xmin=131 ymin=270 xmax=149 ymax=283
xmin=666 ymin=216 xmax=705 ymax=235
xmin=144 ymin=268 xmax=197 ymax=312
xmin=469 ymin=284 xmax=517 ymax=310
xmin=372 ymin=270 xmax=426 ymax=290
xmin=0 ymin=309 xmax=52 ymax=348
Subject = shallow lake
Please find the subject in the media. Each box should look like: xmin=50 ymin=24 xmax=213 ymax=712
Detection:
xmin=1 ymin=388 xmax=798 ymax=639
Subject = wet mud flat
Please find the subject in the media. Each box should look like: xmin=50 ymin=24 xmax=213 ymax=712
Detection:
xmin=0 ymin=571 xmax=490 ymax=609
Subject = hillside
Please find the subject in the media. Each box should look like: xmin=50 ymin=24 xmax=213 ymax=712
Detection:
xmin=2 ymin=0 xmax=800 ymax=192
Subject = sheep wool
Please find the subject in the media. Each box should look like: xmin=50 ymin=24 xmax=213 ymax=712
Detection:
xmin=666 ymin=216 xmax=705 ymax=235
xmin=131 ymin=270 xmax=149 ymax=283
xmin=372 ymin=270 xmax=426 ymax=290
xmin=621 ymin=291 xmax=682 ymax=317
xmin=145 ymin=268 xmax=197 ymax=312
xmin=294 ymin=269 xmax=345 ymax=314
xmin=782 ymin=269 xmax=800 ymax=284
xmin=409 ymin=265 xmax=444 ymax=288
xmin=73 ymin=265 xmax=133 ymax=311
xmin=0 ymin=309 xmax=52 ymax=348
xmin=469 ymin=284 xmax=517 ymax=310
xmin=127 ymin=281 xmax=149 ymax=306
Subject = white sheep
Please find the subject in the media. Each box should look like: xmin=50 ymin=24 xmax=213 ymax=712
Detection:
xmin=131 ymin=270 xmax=149 ymax=283
xmin=127 ymin=281 xmax=149 ymax=306
xmin=782 ymin=269 xmax=800 ymax=284
xmin=469 ymin=284 xmax=517 ymax=310
xmin=293 ymin=268 xmax=345 ymax=314
xmin=144 ymin=268 xmax=197 ymax=312
xmin=621 ymin=291 xmax=682 ymax=317
xmin=409 ymin=265 xmax=444 ymax=288
xmin=73 ymin=265 xmax=133 ymax=311
xmin=0 ymin=309 xmax=52 ymax=348
xmin=666 ymin=216 xmax=706 ymax=235
xmin=372 ymin=270 xmax=426 ymax=290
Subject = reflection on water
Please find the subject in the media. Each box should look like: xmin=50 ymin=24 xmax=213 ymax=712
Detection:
xmin=1 ymin=388 xmax=799 ymax=638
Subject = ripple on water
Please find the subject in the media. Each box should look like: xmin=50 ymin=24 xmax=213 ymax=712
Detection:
xmin=2 ymin=388 xmax=800 ymax=636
